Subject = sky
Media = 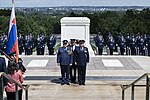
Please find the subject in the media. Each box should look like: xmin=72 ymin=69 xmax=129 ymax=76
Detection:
xmin=0 ymin=0 xmax=150 ymax=7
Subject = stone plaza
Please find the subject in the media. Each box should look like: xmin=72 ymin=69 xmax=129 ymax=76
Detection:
xmin=3 ymin=55 xmax=149 ymax=100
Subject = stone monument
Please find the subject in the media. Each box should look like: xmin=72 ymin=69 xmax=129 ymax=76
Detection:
xmin=61 ymin=17 xmax=95 ymax=56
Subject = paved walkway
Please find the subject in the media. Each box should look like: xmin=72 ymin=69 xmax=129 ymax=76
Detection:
xmin=3 ymin=55 xmax=150 ymax=100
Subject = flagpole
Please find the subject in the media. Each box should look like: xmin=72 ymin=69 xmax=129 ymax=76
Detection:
xmin=12 ymin=0 xmax=14 ymax=4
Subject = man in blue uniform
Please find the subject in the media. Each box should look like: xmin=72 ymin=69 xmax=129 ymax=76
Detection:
xmin=116 ymin=33 xmax=125 ymax=55
xmin=130 ymin=34 xmax=137 ymax=55
xmin=125 ymin=33 xmax=131 ymax=55
xmin=94 ymin=32 xmax=104 ymax=55
xmin=36 ymin=34 xmax=42 ymax=55
xmin=47 ymin=34 xmax=56 ymax=55
xmin=107 ymin=34 xmax=115 ymax=55
xmin=69 ymin=39 xmax=77 ymax=83
xmin=0 ymin=57 xmax=7 ymax=99
xmin=75 ymin=40 xmax=89 ymax=85
xmin=24 ymin=35 xmax=31 ymax=55
xmin=18 ymin=34 xmax=24 ymax=55
xmin=41 ymin=34 xmax=46 ymax=55
xmin=57 ymin=40 xmax=73 ymax=85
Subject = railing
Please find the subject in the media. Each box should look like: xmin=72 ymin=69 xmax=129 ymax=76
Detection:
xmin=0 ymin=72 xmax=30 ymax=100
xmin=121 ymin=73 xmax=150 ymax=100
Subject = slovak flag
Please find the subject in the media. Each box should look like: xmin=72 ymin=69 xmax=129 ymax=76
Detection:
xmin=6 ymin=4 xmax=19 ymax=62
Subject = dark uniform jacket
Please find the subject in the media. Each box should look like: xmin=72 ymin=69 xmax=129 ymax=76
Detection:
xmin=0 ymin=57 xmax=7 ymax=73
xmin=75 ymin=46 xmax=89 ymax=67
xmin=57 ymin=47 xmax=73 ymax=66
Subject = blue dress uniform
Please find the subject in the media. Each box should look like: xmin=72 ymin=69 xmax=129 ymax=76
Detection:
xmin=94 ymin=33 xmax=104 ymax=55
xmin=125 ymin=33 xmax=131 ymax=55
xmin=36 ymin=36 xmax=42 ymax=55
xmin=57 ymin=40 xmax=73 ymax=85
xmin=0 ymin=57 xmax=7 ymax=99
xmin=75 ymin=40 xmax=89 ymax=85
xmin=47 ymin=35 xmax=56 ymax=55
xmin=116 ymin=33 xmax=125 ymax=55
xmin=107 ymin=35 xmax=115 ymax=55
xmin=29 ymin=34 xmax=34 ymax=55
xmin=0 ymin=35 xmax=7 ymax=55
xmin=147 ymin=34 xmax=150 ymax=56
xmin=130 ymin=35 xmax=137 ymax=55
xmin=69 ymin=39 xmax=77 ymax=83
xmin=24 ymin=36 xmax=30 ymax=55
xmin=41 ymin=34 xmax=46 ymax=55
xmin=18 ymin=35 xmax=24 ymax=55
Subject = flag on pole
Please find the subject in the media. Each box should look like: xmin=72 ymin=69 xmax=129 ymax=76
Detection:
xmin=6 ymin=2 xmax=19 ymax=62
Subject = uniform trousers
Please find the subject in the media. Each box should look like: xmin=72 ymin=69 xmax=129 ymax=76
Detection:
xmin=78 ymin=66 xmax=86 ymax=84
xmin=60 ymin=65 xmax=70 ymax=83
xmin=70 ymin=64 xmax=77 ymax=83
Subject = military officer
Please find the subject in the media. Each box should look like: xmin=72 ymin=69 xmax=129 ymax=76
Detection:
xmin=0 ymin=33 xmax=7 ymax=54
xmin=57 ymin=40 xmax=73 ymax=85
xmin=28 ymin=33 xmax=34 ymax=55
xmin=130 ymin=34 xmax=137 ymax=55
xmin=36 ymin=34 xmax=42 ymax=55
xmin=75 ymin=40 xmax=89 ymax=85
xmin=69 ymin=39 xmax=77 ymax=83
xmin=24 ymin=35 xmax=30 ymax=55
xmin=18 ymin=34 xmax=24 ymax=55
xmin=107 ymin=34 xmax=115 ymax=55
xmin=0 ymin=57 xmax=7 ymax=99
xmin=147 ymin=34 xmax=150 ymax=56
xmin=41 ymin=33 xmax=46 ymax=55
xmin=116 ymin=33 xmax=125 ymax=55
xmin=94 ymin=32 xmax=104 ymax=55
xmin=47 ymin=34 xmax=56 ymax=55
xmin=125 ymin=33 xmax=131 ymax=55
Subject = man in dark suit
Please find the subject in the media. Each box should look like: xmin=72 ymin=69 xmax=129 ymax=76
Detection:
xmin=0 ymin=57 xmax=7 ymax=99
xmin=57 ymin=40 xmax=73 ymax=85
xmin=75 ymin=40 xmax=89 ymax=85
xmin=69 ymin=39 xmax=77 ymax=83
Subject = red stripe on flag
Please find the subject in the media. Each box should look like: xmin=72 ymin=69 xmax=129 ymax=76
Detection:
xmin=12 ymin=18 xmax=16 ymax=24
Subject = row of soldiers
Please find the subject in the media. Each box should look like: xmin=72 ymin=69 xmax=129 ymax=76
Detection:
xmin=57 ymin=39 xmax=89 ymax=85
xmin=0 ymin=33 xmax=57 ymax=55
xmin=18 ymin=33 xmax=56 ymax=55
xmin=94 ymin=32 xmax=150 ymax=56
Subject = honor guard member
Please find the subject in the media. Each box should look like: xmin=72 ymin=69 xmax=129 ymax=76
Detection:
xmin=47 ymin=34 xmax=56 ymax=55
xmin=125 ymin=33 xmax=131 ymax=55
xmin=116 ymin=33 xmax=125 ymax=55
xmin=41 ymin=34 xmax=46 ymax=55
xmin=57 ymin=40 xmax=73 ymax=85
xmin=138 ymin=36 xmax=145 ymax=55
xmin=130 ymin=34 xmax=137 ymax=55
xmin=0 ymin=33 xmax=7 ymax=54
xmin=75 ymin=40 xmax=89 ymax=85
xmin=70 ymin=39 xmax=77 ymax=83
xmin=147 ymin=34 xmax=150 ymax=56
xmin=94 ymin=32 xmax=104 ymax=55
xmin=28 ymin=34 xmax=34 ymax=55
xmin=0 ymin=57 xmax=7 ymax=99
xmin=18 ymin=34 xmax=24 ymax=55
xmin=107 ymin=34 xmax=115 ymax=55
xmin=36 ymin=34 xmax=42 ymax=55
xmin=24 ymin=35 xmax=30 ymax=55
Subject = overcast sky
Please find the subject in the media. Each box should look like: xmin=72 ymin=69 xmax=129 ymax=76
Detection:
xmin=0 ymin=0 xmax=150 ymax=7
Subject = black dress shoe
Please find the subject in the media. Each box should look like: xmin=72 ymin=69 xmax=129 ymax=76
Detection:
xmin=61 ymin=83 xmax=65 ymax=85
xmin=79 ymin=83 xmax=82 ymax=85
xmin=66 ymin=83 xmax=70 ymax=85
xmin=82 ymin=83 xmax=85 ymax=85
